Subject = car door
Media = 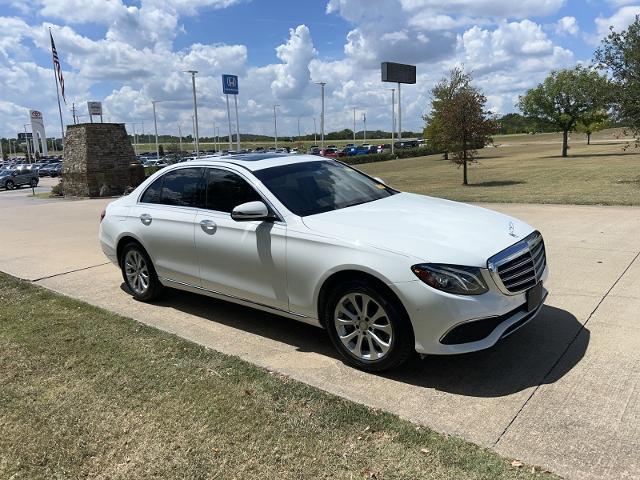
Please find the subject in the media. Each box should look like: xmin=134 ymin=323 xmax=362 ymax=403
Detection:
xmin=16 ymin=167 xmax=29 ymax=185
xmin=195 ymin=167 xmax=288 ymax=311
xmin=130 ymin=167 xmax=203 ymax=286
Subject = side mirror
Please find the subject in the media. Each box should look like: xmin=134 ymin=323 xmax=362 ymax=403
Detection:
xmin=231 ymin=201 xmax=274 ymax=222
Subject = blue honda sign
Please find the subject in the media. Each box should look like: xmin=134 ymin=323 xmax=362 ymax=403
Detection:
xmin=222 ymin=74 xmax=239 ymax=95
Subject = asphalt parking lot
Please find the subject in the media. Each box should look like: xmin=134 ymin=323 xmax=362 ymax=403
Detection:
xmin=1 ymin=187 xmax=638 ymax=480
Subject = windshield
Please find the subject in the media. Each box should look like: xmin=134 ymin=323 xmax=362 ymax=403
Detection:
xmin=254 ymin=160 xmax=397 ymax=217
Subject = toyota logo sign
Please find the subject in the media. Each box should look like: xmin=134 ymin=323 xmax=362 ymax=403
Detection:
xmin=31 ymin=110 xmax=42 ymax=119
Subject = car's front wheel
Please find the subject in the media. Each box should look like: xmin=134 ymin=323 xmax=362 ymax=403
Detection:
xmin=324 ymin=280 xmax=414 ymax=372
xmin=5 ymin=180 xmax=14 ymax=190
xmin=120 ymin=242 xmax=163 ymax=301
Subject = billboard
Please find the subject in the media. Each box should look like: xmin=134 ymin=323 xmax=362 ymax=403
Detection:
xmin=381 ymin=62 xmax=416 ymax=84
xmin=222 ymin=74 xmax=239 ymax=95
xmin=29 ymin=109 xmax=48 ymax=156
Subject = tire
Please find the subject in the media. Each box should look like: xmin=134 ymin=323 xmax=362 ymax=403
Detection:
xmin=5 ymin=180 xmax=14 ymax=190
xmin=324 ymin=279 xmax=414 ymax=372
xmin=120 ymin=242 xmax=163 ymax=302
xmin=30 ymin=178 xmax=38 ymax=188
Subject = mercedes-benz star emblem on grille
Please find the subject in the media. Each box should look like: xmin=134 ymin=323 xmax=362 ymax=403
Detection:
xmin=508 ymin=221 xmax=518 ymax=238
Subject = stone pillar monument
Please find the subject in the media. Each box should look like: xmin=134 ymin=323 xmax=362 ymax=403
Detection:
xmin=62 ymin=123 xmax=145 ymax=197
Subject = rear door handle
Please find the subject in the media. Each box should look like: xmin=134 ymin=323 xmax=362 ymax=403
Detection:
xmin=200 ymin=219 xmax=217 ymax=235
xmin=140 ymin=213 xmax=152 ymax=226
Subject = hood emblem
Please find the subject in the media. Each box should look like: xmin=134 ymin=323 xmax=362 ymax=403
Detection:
xmin=508 ymin=221 xmax=518 ymax=238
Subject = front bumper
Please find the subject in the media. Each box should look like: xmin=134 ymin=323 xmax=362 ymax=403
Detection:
xmin=391 ymin=266 xmax=549 ymax=355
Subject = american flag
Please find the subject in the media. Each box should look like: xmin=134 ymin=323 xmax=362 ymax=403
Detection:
xmin=49 ymin=30 xmax=66 ymax=104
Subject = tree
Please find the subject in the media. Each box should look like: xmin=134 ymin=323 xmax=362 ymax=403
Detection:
xmin=518 ymin=66 xmax=612 ymax=157
xmin=423 ymin=67 xmax=472 ymax=157
xmin=595 ymin=15 xmax=640 ymax=144
xmin=576 ymin=110 xmax=611 ymax=145
xmin=424 ymin=68 xmax=496 ymax=185
xmin=158 ymin=144 xmax=165 ymax=157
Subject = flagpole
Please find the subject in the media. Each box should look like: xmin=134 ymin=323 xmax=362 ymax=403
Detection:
xmin=49 ymin=28 xmax=65 ymax=151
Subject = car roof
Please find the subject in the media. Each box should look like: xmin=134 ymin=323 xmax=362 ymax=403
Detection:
xmin=183 ymin=153 xmax=326 ymax=172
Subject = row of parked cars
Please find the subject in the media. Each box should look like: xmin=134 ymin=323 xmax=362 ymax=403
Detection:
xmin=310 ymin=140 xmax=423 ymax=158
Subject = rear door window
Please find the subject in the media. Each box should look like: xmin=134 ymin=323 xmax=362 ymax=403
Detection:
xmin=140 ymin=167 xmax=204 ymax=207
xmin=205 ymin=168 xmax=262 ymax=213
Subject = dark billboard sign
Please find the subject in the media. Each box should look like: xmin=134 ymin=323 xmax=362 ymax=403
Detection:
xmin=381 ymin=62 xmax=416 ymax=84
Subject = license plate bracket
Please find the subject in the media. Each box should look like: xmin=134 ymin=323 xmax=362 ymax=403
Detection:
xmin=526 ymin=282 xmax=543 ymax=312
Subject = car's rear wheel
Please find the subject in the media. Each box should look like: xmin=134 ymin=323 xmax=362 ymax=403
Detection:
xmin=120 ymin=243 xmax=163 ymax=301
xmin=5 ymin=180 xmax=14 ymax=190
xmin=324 ymin=280 xmax=414 ymax=372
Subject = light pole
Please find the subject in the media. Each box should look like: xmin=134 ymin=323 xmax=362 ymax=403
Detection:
xmin=397 ymin=82 xmax=402 ymax=140
xmin=178 ymin=124 xmax=183 ymax=154
xmin=313 ymin=117 xmax=317 ymax=143
xmin=390 ymin=88 xmax=395 ymax=155
xmin=353 ymin=107 xmax=356 ymax=142
xmin=297 ymin=116 xmax=301 ymax=141
xmin=184 ymin=70 xmax=200 ymax=157
xmin=362 ymin=113 xmax=366 ymax=142
xmin=273 ymin=104 xmax=280 ymax=149
xmin=151 ymin=100 xmax=161 ymax=160
xmin=213 ymin=121 xmax=217 ymax=152
xmin=191 ymin=115 xmax=196 ymax=152
xmin=315 ymin=82 xmax=326 ymax=148
xmin=23 ymin=124 xmax=32 ymax=162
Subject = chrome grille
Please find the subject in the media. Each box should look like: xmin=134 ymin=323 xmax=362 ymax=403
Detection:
xmin=488 ymin=231 xmax=547 ymax=294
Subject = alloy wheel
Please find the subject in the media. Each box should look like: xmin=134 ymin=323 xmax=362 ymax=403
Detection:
xmin=334 ymin=293 xmax=393 ymax=361
xmin=124 ymin=250 xmax=150 ymax=295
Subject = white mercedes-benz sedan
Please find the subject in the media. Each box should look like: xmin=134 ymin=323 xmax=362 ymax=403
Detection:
xmin=99 ymin=154 xmax=548 ymax=371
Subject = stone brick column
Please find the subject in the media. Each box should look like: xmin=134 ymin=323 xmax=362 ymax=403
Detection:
xmin=62 ymin=123 xmax=144 ymax=197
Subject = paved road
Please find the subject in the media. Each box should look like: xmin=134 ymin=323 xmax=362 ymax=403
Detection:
xmin=0 ymin=191 xmax=638 ymax=480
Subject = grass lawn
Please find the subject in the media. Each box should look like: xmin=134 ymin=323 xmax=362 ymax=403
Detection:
xmin=360 ymin=130 xmax=640 ymax=206
xmin=0 ymin=273 xmax=553 ymax=479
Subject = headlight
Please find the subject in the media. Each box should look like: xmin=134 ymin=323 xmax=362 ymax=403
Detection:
xmin=411 ymin=264 xmax=489 ymax=295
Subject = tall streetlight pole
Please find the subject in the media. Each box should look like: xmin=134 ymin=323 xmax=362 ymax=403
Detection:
xmin=363 ymin=113 xmax=367 ymax=142
xmin=315 ymin=81 xmax=326 ymax=148
xmin=390 ymin=88 xmax=395 ymax=155
xmin=313 ymin=117 xmax=317 ymax=143
xmin=191 ymin=116 xmax=196 ymax=152
xmin=178 ymin=124 xmax=183 ymax=154
xmin=213 ymin=121 xmax=217 ymax=152
xmin=273 ymin=104 xmax=280 ymax=149
xmin=297 ymin=116 xmax=301 ymax=141
xmin=23 ymin=124 xmax=32 ymax=162
xmin=184 ymin=70 xmax=200 ymax=157
xmin=151 ymin=100 xmax=161 ymax=160
xmin=353 ymin=107 xmax=356 ymax=142
xmin=397 ymin=82 xmax=402 ymax=140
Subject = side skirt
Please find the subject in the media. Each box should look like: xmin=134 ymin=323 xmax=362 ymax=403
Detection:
xmin=159 ymin=277 xmax=323 ymax=328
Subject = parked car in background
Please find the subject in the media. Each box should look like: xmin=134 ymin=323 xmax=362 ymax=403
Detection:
xmin=321 ymin=147 xmax=340 ymax=158
xmin=0 ymin=165 xmax=39 ymax=190
xmin=308 ymin=146 xmax=321 ymax=155
xmin=99 ymin=153 xmax=548 ymax=371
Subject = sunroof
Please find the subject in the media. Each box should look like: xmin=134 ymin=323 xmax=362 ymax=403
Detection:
xmin=226 ymin=153 xmax=291 ymax=161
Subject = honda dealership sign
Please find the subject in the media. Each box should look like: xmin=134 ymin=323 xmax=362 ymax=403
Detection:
xmin=29 ymin=109 xmax=48 ymax=156
xmin=222 ymin=74 xmax=239 ymax=95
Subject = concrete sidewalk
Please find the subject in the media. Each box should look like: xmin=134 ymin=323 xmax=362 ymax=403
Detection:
xmin=0 ymin=191 xmax=638 ymax=479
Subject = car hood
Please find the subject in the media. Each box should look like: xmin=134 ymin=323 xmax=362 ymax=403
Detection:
xmin=301 ymin=192 xmax=534 ymax=267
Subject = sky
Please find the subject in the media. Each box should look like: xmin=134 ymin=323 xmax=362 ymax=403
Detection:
xmin=1 ymin=0 xmax=640 ymax=139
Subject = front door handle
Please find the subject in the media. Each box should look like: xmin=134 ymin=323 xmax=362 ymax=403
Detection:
xmin=140 ymin=213 xmax=152 ymax=226
xmin=200 ymin=219 xmax=217 ymax=235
